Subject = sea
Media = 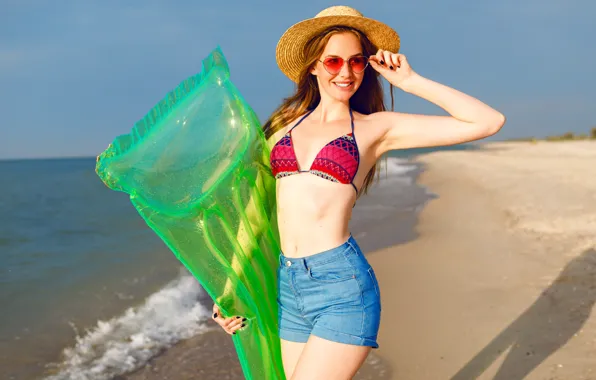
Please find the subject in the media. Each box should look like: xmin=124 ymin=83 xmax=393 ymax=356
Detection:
xmin=0 ymin=145 xmax=474 ymax=380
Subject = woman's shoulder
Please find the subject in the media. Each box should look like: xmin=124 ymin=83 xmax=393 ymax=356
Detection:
xmin=268 ymin=111 xmax=310 ymax=137
xmin=352 ymin=110 xmax=386 ymax=130
xmin=352 ymin=110 xmax=386 ymax=121
xmin=265 ymin=114 xmax=301 ymax=150
xmin=351 ymin=111 xmax=392 ymax=145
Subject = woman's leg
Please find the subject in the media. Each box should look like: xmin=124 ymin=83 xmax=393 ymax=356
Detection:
xmin=290 ymin=335 xmax=371 ymax=380
xmin=280 ymin=338 xmax=307 ymax=379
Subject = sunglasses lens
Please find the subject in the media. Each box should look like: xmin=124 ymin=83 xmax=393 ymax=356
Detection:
xmin=350 ymin=57 xmax=368 ymax=72
xmin=323 ymin=57 xmax=343 ymax=73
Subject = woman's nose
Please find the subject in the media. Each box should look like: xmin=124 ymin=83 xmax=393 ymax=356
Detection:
xmin=338 ymin=61 xmax=353 ymax=77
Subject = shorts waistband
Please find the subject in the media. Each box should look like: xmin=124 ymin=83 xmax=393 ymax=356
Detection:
xmin=279 ymin=234 xmax=358 ymax=270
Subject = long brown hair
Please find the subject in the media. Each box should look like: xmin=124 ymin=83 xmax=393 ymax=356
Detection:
xmin=263 ymin=26 xmax=394 ymax=196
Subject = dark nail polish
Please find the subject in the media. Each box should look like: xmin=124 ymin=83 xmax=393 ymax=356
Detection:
xmin=390 ymin=66 xmax=394 ymax=70
xmin=213 ymin=313 xmax=218 ymax=318
xmin=236 ymin=316 xmax=241 ymax=319
xmin=380 ymin=60 xmax=385 ymax=65
xmin=233 ymin=331 xmax=236 ymax=335
xmin=242 ymin=317 xmax=247 ymax=322
xmin=241 ymin=323 xmax=245 ymax=328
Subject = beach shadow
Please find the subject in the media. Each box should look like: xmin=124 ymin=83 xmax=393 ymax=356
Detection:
xmin=450 ymin=248 xmax=596 ymax=380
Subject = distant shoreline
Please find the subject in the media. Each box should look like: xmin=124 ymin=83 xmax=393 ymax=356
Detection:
xmin=506 ymin=127 xmax=596 ymax=143
xmin=2 ymin=129 xmax=594 ymax=162
xmin=0 ymin=155 xmax=97 ymax=162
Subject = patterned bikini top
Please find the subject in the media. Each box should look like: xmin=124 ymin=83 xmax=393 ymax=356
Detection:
xmin=269 ymin=108 xmax=360 ymax=194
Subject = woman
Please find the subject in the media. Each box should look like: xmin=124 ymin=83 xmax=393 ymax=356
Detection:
xmin=213 ymin=5 xmax=505 ymax=379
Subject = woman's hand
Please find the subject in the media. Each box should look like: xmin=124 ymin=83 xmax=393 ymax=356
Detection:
xmin=369 ymin=50 xmax=418 ymax=91
xmin=212 ymin=304 xmax=247 ymax=335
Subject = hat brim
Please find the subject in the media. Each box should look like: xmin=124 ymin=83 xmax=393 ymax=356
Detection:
xmin=276 ymin=15 xmax=400 ymax=83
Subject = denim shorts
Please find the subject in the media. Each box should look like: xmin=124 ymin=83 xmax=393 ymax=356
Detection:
xmin=276 ymin=235 xmax=381 ymax=348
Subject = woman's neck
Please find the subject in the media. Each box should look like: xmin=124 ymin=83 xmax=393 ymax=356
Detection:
xmin=312 ymin=99 xmax=351 ymax=124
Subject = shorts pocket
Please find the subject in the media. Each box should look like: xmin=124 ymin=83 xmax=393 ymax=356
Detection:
xmin=307 ymin=263 xmax=355 ymax=283
xmin=367 ymin=267 xmax=380 ymax=296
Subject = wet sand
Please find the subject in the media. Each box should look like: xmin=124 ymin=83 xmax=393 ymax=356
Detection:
xmin=123 ymin=328 xmax=392 ymax=380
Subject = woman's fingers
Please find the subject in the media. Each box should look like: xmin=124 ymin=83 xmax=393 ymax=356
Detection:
xmin=397 ymin=54 xmax=409 ymax=70
xmin=222 ymin=316 xmax=247 ymax=335
xmin=212 ymin=304 xmax=228 ymax=326
xmin=382 ymin=50 xmax=394 ymax=69
xmin=389 ymin=53 xmax=400 ymax=69
xmin=212 ymin=304 xmax=247 ymax=335
xmin=369 ymin=55 xmax=387 ymax=72
xmin=212 ymin=304 xmax=230 ymax=328
xmin=375 ymin=49 xmax=385 ymax=65
xmin=371 ymin=49 xmax=401 ymax=71
xmin=227 ymin=316 xmax=247 ymax=334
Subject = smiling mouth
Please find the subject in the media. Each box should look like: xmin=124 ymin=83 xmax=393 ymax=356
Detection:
xmin=333 ymin=82 xmax=354 ymax=89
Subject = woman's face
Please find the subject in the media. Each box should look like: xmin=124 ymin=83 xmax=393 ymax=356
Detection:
xmin=311 ymin=32 xmax=366 ymax=103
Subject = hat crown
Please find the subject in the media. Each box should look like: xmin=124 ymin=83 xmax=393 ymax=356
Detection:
xmin=315 ymin=6 xmax=363 ymax=18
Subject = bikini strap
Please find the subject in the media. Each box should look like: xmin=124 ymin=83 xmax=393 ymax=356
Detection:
xmin=288 ymin=109 xmax=315 ymax=132
xmin=349 ymin=108 xmax=355 ymax=136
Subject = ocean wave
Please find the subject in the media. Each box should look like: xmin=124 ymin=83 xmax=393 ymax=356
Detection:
xmin=45 ymin=272 xmax=211 ymax=380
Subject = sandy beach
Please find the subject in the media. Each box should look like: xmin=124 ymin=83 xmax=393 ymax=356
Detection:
xmin=369 ymin=140 xmax=596 ymax=379
xmin=122 ymin=328 xmax=391 ymax=380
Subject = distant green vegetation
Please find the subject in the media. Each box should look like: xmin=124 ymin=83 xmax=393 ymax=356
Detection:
xmin=508 ymin=127 xmax=596 ymax=142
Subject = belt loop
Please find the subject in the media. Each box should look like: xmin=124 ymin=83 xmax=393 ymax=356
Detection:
xmin=302 ymin=258 xmax=309 ymax=272
xmin=345 ymin=239 xmax=357 ymax=256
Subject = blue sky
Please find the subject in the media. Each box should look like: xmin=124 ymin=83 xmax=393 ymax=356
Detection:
xmin=1 ymin=0 xmax=594 ymax=159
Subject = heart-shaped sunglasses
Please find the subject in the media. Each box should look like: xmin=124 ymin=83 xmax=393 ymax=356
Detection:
xmin=318 ymin=56 xmax=369 ymax=75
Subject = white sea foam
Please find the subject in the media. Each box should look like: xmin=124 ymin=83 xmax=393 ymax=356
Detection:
xmin=352 ymin=155 xmax=435 ymax=221
xmin=45 ymin=272 xmax=210 ymax=380
xmin=375 ymin=157 xmax=419 ymax=186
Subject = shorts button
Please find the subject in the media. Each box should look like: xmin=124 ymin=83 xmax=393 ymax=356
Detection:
xmin=286 ymin=260 xmax=292 ymax=267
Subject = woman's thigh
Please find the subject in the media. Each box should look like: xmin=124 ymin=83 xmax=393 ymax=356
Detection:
xmin=291 ymin=335 xmax=371 ymax=380
xmin=281 ymin=338 xmax=306 ymax=379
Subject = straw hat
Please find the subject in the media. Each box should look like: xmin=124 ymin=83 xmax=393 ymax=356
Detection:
xmin=276 ymin=6 xmax=400 ymax=83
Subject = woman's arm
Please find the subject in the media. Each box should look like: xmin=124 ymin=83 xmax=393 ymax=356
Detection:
xmin=369 ymin=52 xmax=506 ymax=156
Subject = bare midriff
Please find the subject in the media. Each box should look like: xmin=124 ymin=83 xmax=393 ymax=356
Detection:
xmin=275 ymin=172 xmax=357 ymax=258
